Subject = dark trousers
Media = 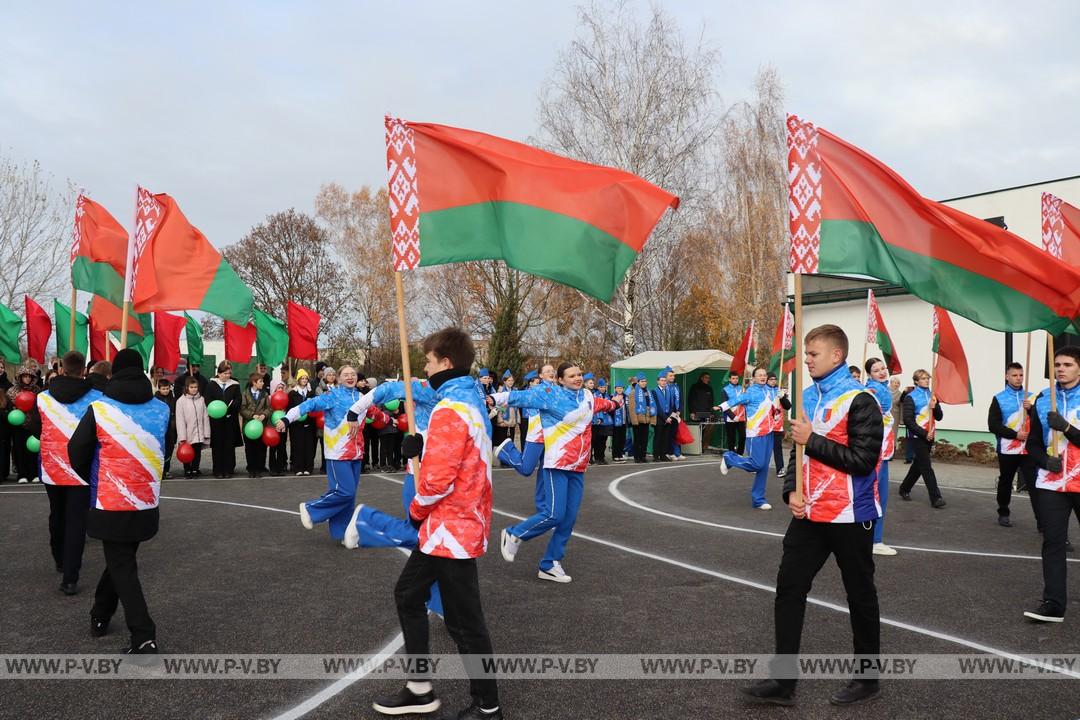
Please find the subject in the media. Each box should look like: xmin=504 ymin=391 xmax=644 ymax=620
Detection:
xmin=163 ymin=435 xmax=175 ymax=475
xmin=773 ymin=518 xmax=879 ymax=688
xmin=904 ymin=429 xmax=914 ymax=462
xmin=380 ymin=433 xmax=402 ymax=469
xmin=11 ymin=426 xmax=39 ymax=479
xmin=365 ymin=431 xmax=380 ymax=469
xmin=210 ymin=422 xmax=236 ymax=475
xmin=92 ymin=540 xmax=155 ymax=646
xmin=1037 ymin=490 xmax=1080 ymax=612
xmin=290 ymin=425 xmax=315 ymax=473
xmin=653 ymin=416 xmax=671 ymax=460
xmin=183 ymin=443 xmax=204 ymax=475
xmin=243 ymin=437 xmax=267 ymax=474
xmin=395 ymin=550 xmax=498 ymax=708
xmin=612 ymin=425 xmax=627 ymax=460
xmin=725 ymin=421 xmax=746 ymax=455
xmin=995 ymin=454 xmax=1034 ymax=517
xmin=591 ymin=426 xmax=610 ymax=463
xmin=772 ymin=431 xmax=785 ymax=472
xmin=491 ymin=424 xmax=509 ymax=450
xmin=44 ymin=484 xmax=90 ymax=584
xmin=899 ymin=436 xmax=942 ymax=501
xmin=632 ymin=424 xmax=650 ymax=462
xmin=269 ymin=430 xmax=288 ymax=473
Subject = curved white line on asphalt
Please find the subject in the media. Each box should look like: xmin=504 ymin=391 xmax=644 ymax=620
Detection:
xmin=153 ymin=493 xmax=409 ymax=720
xmin=606 ymin=468 xmax=1079 ymax=564
xmin=370 ymin=470 xmax=1080 ymax=681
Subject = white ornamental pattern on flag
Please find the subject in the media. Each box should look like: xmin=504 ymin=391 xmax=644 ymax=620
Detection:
xmin=1041 ymin=192 xmax=1064 ymax=260
xmin=385 ymin=116 xmax=421 ymax=271
xmin=787 ymin=114 xmax=821 ymax=274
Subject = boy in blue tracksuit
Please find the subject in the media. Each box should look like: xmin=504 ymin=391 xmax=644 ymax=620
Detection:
xmin=651 ymin=373 xmax=676 ymax=462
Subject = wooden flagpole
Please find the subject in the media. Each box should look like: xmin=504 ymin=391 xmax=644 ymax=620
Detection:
xmin=793 ymin=273 xmax=804 ymax=503
xmin=1047 ymin=332 xmax=1058 ymax=457
xmin=394 ymin=272 xmax=417 ymax=436
xmin=861 ymin=290 xmax=870 ymax=384
xmin=1022 ymin=332 xmax=1032 ymax=434
xmin=929 ymin=353 xmax=938 ymax=437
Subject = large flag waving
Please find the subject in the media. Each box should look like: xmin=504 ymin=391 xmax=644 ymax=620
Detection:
xmin=25 ymin=297 xmax=51 ymax=363
xmin=866 ymin=290 xmax=902 ymax=375
xmin=253 ymin=309 xmax=288 ymax=368
xmin=224 ymin=320 xmax=256 ymax=364
xmin=287 ymin=301 xmax=320 ymax=361
xmin=932 ymin=307 xmax=972 ymax=405
xmin=1041 ymin=192 xmax=1080 ymax=266
xmin=729 ymin=321 xmax=755 ymax=378
xmin=768 ymin=305 xmax=796 ymax=376
xmin=153 ymin=312 xmax=187 ymax=372
xmin=70 ymin=194 xmax=128 ymax=307
xmin=89 ymin=296 xmax=145 ymax=337
xmin=129 ymin=187 xmax=252 ymax=324
xmin=0 ymin=302 xmax=22 ymax=364
xmin=384 ymin=117 xmax=679 ymax=301
xmin=788 ymin=116 xmax=1080 ymax=333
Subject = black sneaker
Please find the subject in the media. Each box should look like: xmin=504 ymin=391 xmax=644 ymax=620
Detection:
xmin=125 ymin=639 xmax=158 ymax=654
xmin=998 ymin=515 xmax=1012 ymax=527
xmin=1024 ymin=601 xmax=1065 ymax=623
xmin=899 ymin=491 xmax=911 ymax=501
xmin=830 ymin=680 xmax=881 ymax=705
xmin=90 ymin=616 xmax=110 ymax=637
xmin=931 ymin=497 xmax=947 ymax=509
xmin=372 ymin=685 xmax=440 ymax=715
xmin=60 ymin=581 xmax=79 ymax=596
xmin=740 ymin=679 xmax=795 ymax=706
xmin=456 ymin=703 xmax=503 ymax=720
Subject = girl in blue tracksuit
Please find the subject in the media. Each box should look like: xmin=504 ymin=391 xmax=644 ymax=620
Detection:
xmin=496 ymin=364 xmax=554 ymax=476
xmin=865 ymin=358 xmax=897 ymax=555
xmin=716 ymin=366 xmax=787 ymax=509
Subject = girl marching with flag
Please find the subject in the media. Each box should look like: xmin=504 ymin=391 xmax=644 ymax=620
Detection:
xmin=864 ymin=357 xmax=898 ymax=556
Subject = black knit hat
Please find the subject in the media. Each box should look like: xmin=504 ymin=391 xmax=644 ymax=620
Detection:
xmin=111 ymin=348 xmax=143 ymax=374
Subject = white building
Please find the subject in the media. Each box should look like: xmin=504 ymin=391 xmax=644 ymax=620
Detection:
xmin=795 ymin=175 xmax=1080 ymax=447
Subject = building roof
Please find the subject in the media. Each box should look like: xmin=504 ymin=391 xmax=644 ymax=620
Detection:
xmin=611 ymin=349 xmax=733 ymax=374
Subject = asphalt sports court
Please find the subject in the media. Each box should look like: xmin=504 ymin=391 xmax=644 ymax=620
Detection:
xmin=2 ymin=456 xmax=1078 ymax=719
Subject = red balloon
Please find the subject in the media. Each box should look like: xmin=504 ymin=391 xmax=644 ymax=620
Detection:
xmin=313 ymin=414 xmax=325 ymax=429
xmin=14 ymin=390 xmax=35 ymax=413
xmin=396 ymin=414 xmax=410 ymax=432
xmin=262 ymin=426 xmax=281 ymax=447
xmin=176 ymin=442 xmax=195 ymax=464
xmin=269 ymin=391 xmax=289 ymax=411
xmin=371 ymin=410 xmax=389 ymax=430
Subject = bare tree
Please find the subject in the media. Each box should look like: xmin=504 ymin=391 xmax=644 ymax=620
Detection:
xmin=224 ymin=209 xmax=348 ymax=335
xmin=535 ymin=0 xmax=724 ymax=354
xmin=0 ymin=151 xmax=74 ymax=312
xmin=200 ymin=314 xmax=224 ymax=340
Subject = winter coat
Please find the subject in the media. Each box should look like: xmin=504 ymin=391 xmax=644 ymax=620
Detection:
xmin=176 ymin=393 xmax=211 ymax=445
xmin=205 ymin=378 xmax=242 ymax=448
xmin=38 ymin=376 xmax=101 ymax=486
xmin=628 ymin=385 xmax=656 ymax=426
xmin=1027 ymin=382 xmax=1080 ymax=493
xmin=688 ymin=380 xmax=714 ymax=415
xmin=988 ymin=385 xmax=1034 ymax=456
xmin=240 ymin=387 xmax=270 ymax=423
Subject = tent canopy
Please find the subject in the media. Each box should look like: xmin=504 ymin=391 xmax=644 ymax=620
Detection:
xmin=610 ymin=349 xmax=732 ymax=375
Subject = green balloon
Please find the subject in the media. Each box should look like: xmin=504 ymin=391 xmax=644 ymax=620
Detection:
xmin=207 ymin=400 xmax=228 ymax=419
xmin=365 ymin=417 xmax=373 ymax=425
xmin=7 ymin=409 xmax=25 ymax=426
xmin=271 ymin=410 xmax=286 ymax=424
xmin=298 ymin=413 xmax=308 ymax=422
xmin=384 ymin=399 xmax=401 ymax=412
xmin=244 ymin=419 xmax=264 ymax=440
xmin=26 ymin=436 xmax=40 ymax=453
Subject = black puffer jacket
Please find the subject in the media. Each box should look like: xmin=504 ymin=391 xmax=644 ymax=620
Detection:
xmin=69 ymin=366 xmax=160 ymax=543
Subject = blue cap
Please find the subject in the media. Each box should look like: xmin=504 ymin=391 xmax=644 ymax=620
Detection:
xmin=583 ymin=372 xmax=594 ymax=380
xmin=478 ymin=368 xmax=490 ymax=378
xmin=502 ymin=369 xmax=512 ymax=379
xmin=524 ymin=370 xmax=538 ymax=381
xmin=657 ymin=371 xmax=667 ymax=380
xmin=597 ymin=378 xmax=607 ymax=387
xmin=662 ymin=366 xmax=674 ymax=374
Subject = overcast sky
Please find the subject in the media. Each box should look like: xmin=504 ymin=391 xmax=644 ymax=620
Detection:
xmin=3 ymin=1 xmax=1077 ymax=248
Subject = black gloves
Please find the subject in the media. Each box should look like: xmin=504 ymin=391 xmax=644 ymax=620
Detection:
xmin=1047 ymin=411 xmax=1071 ymax=432
xmin=401 ymin=433 xmax=425 ymax=460
xmin=1045 ymin=456 xmax=1063 ymax=474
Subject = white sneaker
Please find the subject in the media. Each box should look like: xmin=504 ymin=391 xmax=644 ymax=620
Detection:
xmin=343 ymin=504 xmax=364 ymax=549
xmin=538 ymin=561 xmax=572 ymax=583
xmin=757 ymin=503 xmax=773 ymax=510
xmin=17 ymin=478 xmax=27 ymax=484
xmin=31 ymin=477 xmax=40 ymax=483
xmin=673 ymin=455 xmax=685 ymax=462
xmin=500 ymin=528 xmax=521 ymax=562
xmin=296 ymin=472 xmax=304 ymax=476
xmin=873 ymin=543 xmax=898 ymax=556
xmin=298 ymin=502 xmax=314 ymax=530
xmin=720 ymin=457 xmax=729 ymax=476
xmin=494 ymin=438 xmax=513 ymax=461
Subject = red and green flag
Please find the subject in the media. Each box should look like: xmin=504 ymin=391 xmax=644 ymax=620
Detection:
xmin=729 ymin=321 xmax=755 ymax=379
xmin=0 ymin=302 xmax=22 ymax=364
xmin=88 ymin=296 xmax=145 ymax=337
xmin=54 ymin=300 xmax=89 ymax=357
xmin=384 ymin=117 xmax=679 ymax=301
xmin=932 ymin=307 xmax=972 ymax=405
xmin=129 ymin=187 xmax=252 ymax=324
xmin=866 ymin=289 xmax=902 ymax=375
xmin=788 ymin=116 xmax=1080 ymax=333
xmin=768 ymin=304 xmax=796 ymax=376
xmin=70 ymin=195 xmax=128 ymax=307
xmin=1041 ymin=192 xmax=1080 ymax=266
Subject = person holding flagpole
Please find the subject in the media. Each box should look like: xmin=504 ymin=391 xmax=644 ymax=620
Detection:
xmin=988 ymin=363 xmax=1037 ymax=528
xmin=865 ymin=357 xmax=898 ymax=556
xmin=898 ymin=369 xmax=945 ymax=508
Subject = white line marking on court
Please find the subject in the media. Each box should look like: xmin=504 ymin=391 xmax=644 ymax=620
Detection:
xmin=370 ymin=471 xmax=1080 ymax=681
xmin=606 ymin=467 xmax=1079 ymax=563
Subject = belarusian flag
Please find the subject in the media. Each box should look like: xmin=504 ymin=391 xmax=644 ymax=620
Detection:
xmin=128 ymin=187 xmax=252 ymax=324
xmin=1041 ymin=192 xmax=1080 ymax=266
xmin=866 ymin=289 xmax=902 ymax=375
xmin=0 ymin=302 xmax=22 ymax=364
xmin=71 ymin=195 xmax=128 ymax=307
xmin=184 ymin=312 xmax=204 ymax=367
xmin=932 ymin=307 xmax=972 ymax=405
xmin=788 ymin=116 xmax=1080 ymax=333
xmin=54 ymin=300 xmax=89 ymax=357
xmin=89 ymin=296 xmax=145 ymax=337
xmin=111 ymin=312 xmax=154 ymax=370
xmin=253 ymin=308 xmax=288 ymax=367
xmin=384 ymin=117 xmax=679 ymax=301
xmin=729 ymin=321 xmax=755 ymax=378
xmin=768 ymin=304 xmax=796 ymax=376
